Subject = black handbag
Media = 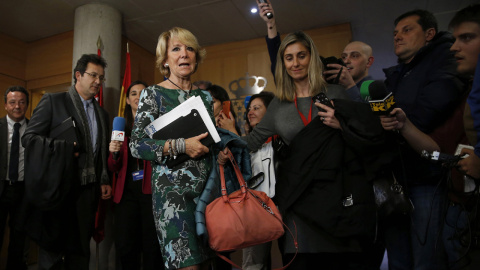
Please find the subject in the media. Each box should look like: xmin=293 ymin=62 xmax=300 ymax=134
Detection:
xmin=373 ymin=172 xmax=414 ymax=217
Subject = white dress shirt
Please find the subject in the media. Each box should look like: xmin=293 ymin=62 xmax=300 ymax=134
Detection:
xmin=6 ymin=115 xmax=27 ymax=182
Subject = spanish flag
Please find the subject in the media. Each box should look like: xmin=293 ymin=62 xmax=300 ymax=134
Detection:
xmin=118 ymin=44 xmax=131 ymax=117
xmin=95 ymin=36 xmax=104 ymax=106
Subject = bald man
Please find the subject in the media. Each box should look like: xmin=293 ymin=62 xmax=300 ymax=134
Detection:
xmin=323 ymin=41 xmax=375 ymax=102
xmin=342 ymin=41 xmax=374 ymax=85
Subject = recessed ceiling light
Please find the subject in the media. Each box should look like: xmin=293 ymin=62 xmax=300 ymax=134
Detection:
xmin=251 ymin=8 xmax=258 ymax=14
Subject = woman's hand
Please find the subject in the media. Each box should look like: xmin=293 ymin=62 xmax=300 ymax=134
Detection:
xmin=217 ymin=111 xmax=239 ymax=135
xmin=100 ymin=184 xmax=112 ymax=200
xmin=109 ymin=140 xmax=122 ymax=153
xmin=257 ymin=0 xmax=274 ymax=23
xmin=217 ymin=148 xmax=230 ymax=165
xmin=185 ymin=132 xmax=210 ymax=158
xmin=316 ymin=100 xmax=341 ymax=130
xmin=380 ymin=108 xmax=406 ymax=131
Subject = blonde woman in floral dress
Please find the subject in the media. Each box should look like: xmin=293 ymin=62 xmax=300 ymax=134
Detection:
xmin=130 ymin=27 xmax=215 ymax=270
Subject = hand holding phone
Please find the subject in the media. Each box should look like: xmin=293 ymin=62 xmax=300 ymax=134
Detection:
xmin=312 ymin=92 xmax=334 ymax=112
xmin=222 ymin=101 xmax=231 ymax=119
xmin=258 ymin=0 xmax=274 ymax=19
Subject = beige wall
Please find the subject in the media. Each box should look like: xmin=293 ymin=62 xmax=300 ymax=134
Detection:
xmin=0 ymin=33 xmax=28 ymax=118
xmin=0 ymin=32 xmax=157 ymax=120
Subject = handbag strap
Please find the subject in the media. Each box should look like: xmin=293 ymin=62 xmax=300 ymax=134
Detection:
xmin=219 ymin=148 xmax=247 ymax=203
xmin=216 ymin=147 xmax=299 ymax=270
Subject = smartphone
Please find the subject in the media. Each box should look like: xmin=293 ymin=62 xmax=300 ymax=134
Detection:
xmin=222 ymin=101 xmax=231 ymax=119
xmin=258 ymin=0 xmax=273 ymax=19
xmin=312 ymin=92 xmax=333 ymax=112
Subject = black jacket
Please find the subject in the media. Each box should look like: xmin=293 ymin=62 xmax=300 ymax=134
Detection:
xmin=275 ymin=99 xmax=395 ymax=240
xmin=383 ymin=31 xmax=465 ymax=184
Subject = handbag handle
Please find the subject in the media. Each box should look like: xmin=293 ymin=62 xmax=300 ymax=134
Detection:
xmin=219 ymin=147 xmax=247 ymax=203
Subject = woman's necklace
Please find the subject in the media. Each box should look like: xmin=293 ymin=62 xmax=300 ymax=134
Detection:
xmin=168 ymin=78 xmax=192 ymax=98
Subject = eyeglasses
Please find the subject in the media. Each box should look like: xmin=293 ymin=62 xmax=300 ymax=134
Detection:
xmin=84 ymin=71 xmax=106 ymax=82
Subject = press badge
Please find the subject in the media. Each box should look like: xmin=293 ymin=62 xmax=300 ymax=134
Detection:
xmin=132 ymin=170 xmax=144 ymax=181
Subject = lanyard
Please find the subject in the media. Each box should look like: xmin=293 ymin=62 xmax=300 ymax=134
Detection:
xmin=294 ymin=94 xmax=313 ymax=126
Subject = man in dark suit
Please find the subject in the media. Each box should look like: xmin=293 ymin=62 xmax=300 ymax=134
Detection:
xmin=22 ymin=54 xmax=112 ymax=269
xmin=0 ymin=86 xmax=29 ymax=270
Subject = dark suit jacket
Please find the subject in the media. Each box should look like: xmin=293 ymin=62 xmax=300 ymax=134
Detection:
xmin=0 ymin=117 xmax=8 ymax=197
xmin=275 ymin=99 xmax=395 ymax=241
xmin=19 ymin=87 xmax=110 ymax=251
xmin=0 ymin=116 xmax=28 ymax=197
xmin=22 ymin=90 xmax=109 ymax=178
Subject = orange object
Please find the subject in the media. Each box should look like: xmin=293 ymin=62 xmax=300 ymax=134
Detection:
xmin=205 ymin=148 xmax=284 ymax=252
xmin=222 ymin=101 xmax=231 ymax=118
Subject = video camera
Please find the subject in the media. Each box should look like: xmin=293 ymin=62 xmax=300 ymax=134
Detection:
xmin=320 ymin=56 xmax=345 ymax=84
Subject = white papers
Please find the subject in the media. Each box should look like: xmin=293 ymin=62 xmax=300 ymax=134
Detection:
xmin=145 ymin=96 xmax=220 ymax=143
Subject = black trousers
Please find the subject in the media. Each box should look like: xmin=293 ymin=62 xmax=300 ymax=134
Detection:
xmin=114 ymin=178 xmax=163 ymax=270
xmin=37 ymin=183 xmax=98 ymax=270
xmin=282 ymin=252 xmax=372 ymax=270
xmin=0 ymin=182 xmax=27 ymax=270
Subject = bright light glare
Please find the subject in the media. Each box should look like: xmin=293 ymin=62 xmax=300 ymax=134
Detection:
xmin=251 ymin=8 xmax=258 ymax=14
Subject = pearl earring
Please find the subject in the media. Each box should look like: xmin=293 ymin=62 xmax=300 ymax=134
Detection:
xmin=164 ymin=63 xmax=169 ymax=68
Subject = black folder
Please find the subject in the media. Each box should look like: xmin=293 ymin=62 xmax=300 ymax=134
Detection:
xmin=152 ymin=109 xmax=215 ymax=168
xmin=50 ymin=117 xmax=78 ymax=143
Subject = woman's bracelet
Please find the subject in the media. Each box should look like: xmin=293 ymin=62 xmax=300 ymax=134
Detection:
xmin=172 ymin=138 xmax=177 ymax=159
xmin=177 ymin=138 xmax=186 ymax=154
xmin=166 ymin=139 xmax=173 ymax=158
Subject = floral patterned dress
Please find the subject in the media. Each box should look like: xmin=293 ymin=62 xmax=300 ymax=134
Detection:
xmin=129 ymin=85 xmax=214 ymax=269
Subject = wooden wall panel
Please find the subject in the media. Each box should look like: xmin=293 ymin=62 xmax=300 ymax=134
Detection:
xmin=25 ymin=32 xmax=74 ymax=81
xmin=0 ymin=33 xmax=27 ymax=80
xmin=247 ymin=51 xmax=274 ymax=93
xmin=194 ymin=58 xmax=223 ymax=87
xmin=0 ymin=34 xmax=27 ymax=119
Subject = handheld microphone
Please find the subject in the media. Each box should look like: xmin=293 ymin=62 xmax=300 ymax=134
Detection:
xmin=360 ymin=80 xmax=374 ymax=101
xmin=258 ymin=0 xmax=273 ymax=19
xmin=368 ymin=80 xmax=395 ymax=115
xmin=111 ymin=117 xmax=126 ymax=159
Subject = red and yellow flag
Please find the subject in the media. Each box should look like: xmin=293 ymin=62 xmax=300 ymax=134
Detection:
xmin=95 ymin=37 xmax=104 ymax=107
xmin=118 ymin=44 xmax=131 ymax=117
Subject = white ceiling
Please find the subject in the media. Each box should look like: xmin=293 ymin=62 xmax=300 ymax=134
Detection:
xmin=1 ymin=0 xmax=477 ymax=56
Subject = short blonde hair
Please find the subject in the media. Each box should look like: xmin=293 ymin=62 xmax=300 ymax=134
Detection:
xmin=155 ymin=27 xmax=206 ymax=76
xmin=274 ymin=31 xmax=327 ymax=101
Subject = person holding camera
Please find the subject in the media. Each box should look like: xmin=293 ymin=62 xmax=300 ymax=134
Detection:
xmin=323 ymin=41 xmax=375 ymax=101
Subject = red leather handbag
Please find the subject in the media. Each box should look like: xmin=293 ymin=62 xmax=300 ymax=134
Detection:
xmin=205 ymin=149 xmax=284 ymax=252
